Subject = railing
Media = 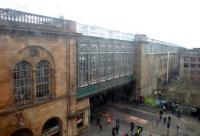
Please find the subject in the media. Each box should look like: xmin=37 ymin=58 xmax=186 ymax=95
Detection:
xmin=0 ymin=8 xmax=68 ymax=32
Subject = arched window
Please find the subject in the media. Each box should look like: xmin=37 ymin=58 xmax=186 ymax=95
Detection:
xmin=36 ymin=60 xmax=51 ymax=98
xmin=13 ymin=61 xmax=32 ymax=103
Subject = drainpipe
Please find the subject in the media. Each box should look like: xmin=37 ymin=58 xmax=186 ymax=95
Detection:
xmin=66 ymin=36 xmax=71 ymax=136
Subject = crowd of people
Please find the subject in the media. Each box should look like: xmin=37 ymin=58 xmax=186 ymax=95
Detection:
xmin=156 ymin=108 xmax=181 ymax=136
xmin=91 ymin=115 xmax=143 ymax=136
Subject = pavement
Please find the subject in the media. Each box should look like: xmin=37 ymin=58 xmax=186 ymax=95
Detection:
xmin=81 ymin=102 xmax=200 ymax=136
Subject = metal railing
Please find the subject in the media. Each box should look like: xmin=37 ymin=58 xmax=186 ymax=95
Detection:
xmin=0 ymin=8 xmax=68 ymax=32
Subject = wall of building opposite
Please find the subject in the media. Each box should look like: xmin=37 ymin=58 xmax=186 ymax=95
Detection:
xmin=179 ymin=52 xmax=200 ymax=84
xmin=76 ymin=98 xmax=90 ymax=135
xmin=0 ymin=33 xmax=68 ymax=110
xmin=140 ymin=53 xmax=178 ymax=97
xmin=0 ymin=99 xmax=67 ymax=136
xmin=0 ymin=31 xmax=78 ymax=136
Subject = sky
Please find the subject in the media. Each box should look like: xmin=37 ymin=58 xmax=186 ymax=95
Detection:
xmin=0 ymin=0 xmax=200 ymax=49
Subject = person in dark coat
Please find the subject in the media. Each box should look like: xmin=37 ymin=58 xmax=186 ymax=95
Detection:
xmin=112 ymin=127 xmax=116 ymax=136
xmin=116 ymin=119 xmax=120 ymax=128
xmin=131 ymin=122 xmax=134 ymax=132
xmin=99 ymin=124 xmax=102 ymax=131
xmin=164 ymin=117 xmax=167 ymax=124
xmin=168 ymin=116 xmax=171 ymax=123
xmin=97 ymin=117 xmax=100 ymax=125
xmin=116 ymin=126 xmax=119 ymax=134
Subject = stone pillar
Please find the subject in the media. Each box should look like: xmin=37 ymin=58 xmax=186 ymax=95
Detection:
xmin=66 ymin=36 xmax=78 ymax=136
xmin=134 ymin=34 xmax=148 ymax=101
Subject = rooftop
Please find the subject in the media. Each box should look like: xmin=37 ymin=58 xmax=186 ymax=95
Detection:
xmin=0 ymin=8 xmax=183 ymax=48
xmin=0 ymin=8 xmax=70 ymax=33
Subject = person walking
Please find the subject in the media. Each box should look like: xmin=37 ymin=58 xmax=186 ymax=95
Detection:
xmin=108 ymin=116 xmax=111 ymax=124
xmin=167 ymin=122 xmax=170 ymax=136
xmin=116 ymin=125 xmax=119 ymax=134
xmin=168 ymin=116 xmax=171 ymax=123
xmin=99 ymin=124 xmax=103 ymax=131
xmin=116 ymin=119 xmax=120 ymax=128
xmin=160 ymin=115 xmax=162 ymax=120
xmin=97 ymin=117 xmax=100 ymax=125
xmin=156 ymin=117 xmax=159 ymax=127
xmin=112 ymin=127 xmax=116 ymax=136
xmin=176 ymin=125 xmax=180 ymax=136
xmin=164 ymin=117 xmax=167 ymax=124
xmin=131 ymin=130 xmax=135 ymax=136
xmin=131 ymin=122 xmax=134 ymax=132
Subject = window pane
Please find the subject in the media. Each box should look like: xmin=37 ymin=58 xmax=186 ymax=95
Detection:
xmin=36 ymin=60 xmax=51 ymax=98
xmin=14 ymin=61 xmax=32 ymax=103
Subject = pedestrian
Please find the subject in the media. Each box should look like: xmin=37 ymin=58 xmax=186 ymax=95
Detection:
xmin=136 ymin=128 xmax=140 ymax=136
xmin=164 ymin=117 xmax=167 ymax=124
xmin=97 ymin=117 xmax=100 ymax=125
xmin=108 ymin=116 xmax=111 ymax=124
xmin=160 ymin=115 xmax=162 ymax=120
xmin=198 ymin=115 xmax=200 ymax=122
xmin=168 ymin=116 xmax=171 ymax=123
xmin=112 ymin=127 xmax=116 ymax=136
xmin=116 ymin=126 xmax=119 ymax=134
xmin=160 ymin=109 xmax=163 ymax=116
xmin=167 ymin=122 xmax=170 ymax=129
xmin=116 ymin=119 xmax=120 ymax=127
xmin=99 ymin=124 xmax=102 ymax=131
xmin=176 ymin=125 xmax=179 ymax=134
xmin=156 ymin=117 xmax=159 ymax=127
xmin=131 ymin=122 xmax=134 ymax=132
xmin=131 ymin=130 xmax=135 ymax=136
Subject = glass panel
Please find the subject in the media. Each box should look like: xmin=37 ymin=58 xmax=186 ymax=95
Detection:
xmin=14 ymin=61 xmax=32 ymax=103
xmin=36 ymin=60 xmax=51 ymax=98
xmin=79 ymin=45 xmax=89 ymax=86
xmin=89 ymin=46 xmax=98 ymax=83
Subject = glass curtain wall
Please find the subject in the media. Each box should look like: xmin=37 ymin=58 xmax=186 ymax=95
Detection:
xmin=78 ymin=37 xmax=134 ymax=87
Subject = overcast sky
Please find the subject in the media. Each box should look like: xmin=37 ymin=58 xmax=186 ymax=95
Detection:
xmin=0 ymin=0 xmax=200 ymax=49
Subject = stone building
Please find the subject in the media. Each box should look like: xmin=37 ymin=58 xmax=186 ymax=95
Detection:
xmin=0 ymin=8 xmax=89 ymax=136
xmin=0 ymin=8 xmax=181 ymax=136
xmin=180 ymin=48 xmax=200 ymax=84
xmin=134 ymin=35 xmax=179 ymax=98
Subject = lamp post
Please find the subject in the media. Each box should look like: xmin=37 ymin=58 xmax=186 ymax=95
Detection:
xmin=167 ymin=52 xmax=169 ymax=83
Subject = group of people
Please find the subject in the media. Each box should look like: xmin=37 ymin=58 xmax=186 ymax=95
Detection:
xmin=156 ymin=108 xmax=181 ymax=135
xmin=94 ymin=115 xmax=142 ymax=136
xmin=156 ymin=109 xmax=171 ymax=127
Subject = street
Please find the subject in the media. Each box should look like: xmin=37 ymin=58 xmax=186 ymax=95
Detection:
xmin=82 ymin=103 xmax=200 ymax=136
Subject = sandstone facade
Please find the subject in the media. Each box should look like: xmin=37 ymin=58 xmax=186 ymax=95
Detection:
xmin=0 ymin=8 xmax=89 ymax=136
